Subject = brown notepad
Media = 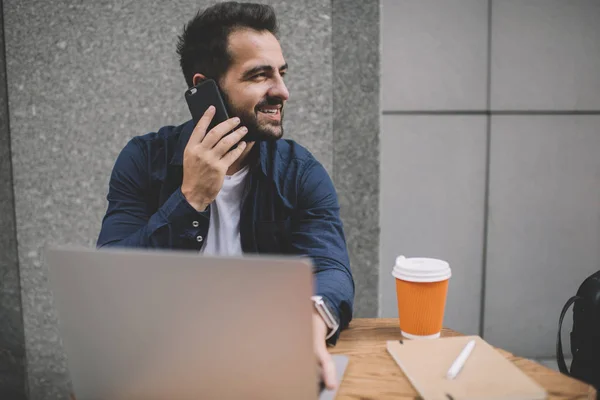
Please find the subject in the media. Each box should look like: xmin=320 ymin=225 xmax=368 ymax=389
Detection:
xmin=387 ymin=336 xmax=547 ymax=400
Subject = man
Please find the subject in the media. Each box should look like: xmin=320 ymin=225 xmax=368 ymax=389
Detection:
xmin=97 ymin=1 xmax=354 ymax=389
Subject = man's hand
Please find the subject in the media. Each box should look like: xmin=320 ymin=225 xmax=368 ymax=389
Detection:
xmin=181 ymin=106 xmax=248 ymax=211
xmin=313 ymin=311 xmax=337 ymax=390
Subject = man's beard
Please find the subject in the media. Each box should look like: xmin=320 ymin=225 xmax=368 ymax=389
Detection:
xmin=220 ymin=89 xmax=284 ymax=143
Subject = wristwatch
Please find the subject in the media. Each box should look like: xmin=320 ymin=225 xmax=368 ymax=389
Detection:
xmin=311 ymin=295 xmax=340 ymax=340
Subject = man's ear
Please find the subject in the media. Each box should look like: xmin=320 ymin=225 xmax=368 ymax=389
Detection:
xmin=192 ymin=73 xmax=207 ymax=87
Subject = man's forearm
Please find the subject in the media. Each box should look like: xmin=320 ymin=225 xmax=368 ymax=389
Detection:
xmin=97 ymin=187 xmax=209 ymax=248
xmin=313 ymin=262 xmax=355 ymax=345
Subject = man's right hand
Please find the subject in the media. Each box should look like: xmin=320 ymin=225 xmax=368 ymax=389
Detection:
xmin=181 ymin=105 xmax=248 ymax=211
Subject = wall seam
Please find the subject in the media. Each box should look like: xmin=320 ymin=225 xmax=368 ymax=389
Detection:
xmin=0 ymin=0 xmax=28 ymax=396
xmin=479 ymin=0 xmax=493 ymax=339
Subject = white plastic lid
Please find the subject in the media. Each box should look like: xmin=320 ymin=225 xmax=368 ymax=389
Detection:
xmin=392 ymin=255 xmax=451 ymax=283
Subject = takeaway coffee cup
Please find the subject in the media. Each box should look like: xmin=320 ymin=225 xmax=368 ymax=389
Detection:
xmin=392 ymin=256 xmax=451 ymax=339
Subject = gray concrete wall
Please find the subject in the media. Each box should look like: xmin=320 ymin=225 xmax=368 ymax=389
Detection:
xmin=380 ymin=0 xmax=600 ymax=358
xmin=0 ymin=0 xmax=27 ymax=398
xmin=380 ymin=0 xmax=488 ymax=337
xmin=1 ymin=1 xmax=380 ymax=397
xmin=332 ymin=0 xmax=380 ymax=317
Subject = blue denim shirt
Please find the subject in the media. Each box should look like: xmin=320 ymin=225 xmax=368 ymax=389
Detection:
xmin=97 ymin=120 xmax=354 ymax=343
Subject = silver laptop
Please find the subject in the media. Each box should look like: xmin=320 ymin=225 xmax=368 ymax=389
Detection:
xmin=45 ymin=246 xmax=348 ymax=400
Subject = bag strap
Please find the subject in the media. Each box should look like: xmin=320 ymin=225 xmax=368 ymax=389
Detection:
xmin=556 ymin=295 xmax=581 ymax=375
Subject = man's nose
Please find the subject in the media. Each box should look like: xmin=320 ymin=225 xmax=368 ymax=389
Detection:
xmin=268 ymin=78 xmax=290 ymax=102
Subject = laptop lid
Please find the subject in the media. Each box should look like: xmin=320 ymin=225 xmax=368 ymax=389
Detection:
xmin=45 ymin=246 xmax=318 ymax=400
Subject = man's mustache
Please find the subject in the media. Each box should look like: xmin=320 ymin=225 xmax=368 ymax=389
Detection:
xmin=256 ymin=97 xmax=284 ymax=109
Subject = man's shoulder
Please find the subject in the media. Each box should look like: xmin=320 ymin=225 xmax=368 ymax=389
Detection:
xmin=269 ymin=139 xmax=332 ymax=195
xmin=269 ymin=140 xmax=336 ymax=208
xmin=132 ymin=122 xmax=186 ymax=148
xmin=124 ymin=121 xmax=190 ymax=166
xmin=272 ymin=139 xmax=319 ymax=168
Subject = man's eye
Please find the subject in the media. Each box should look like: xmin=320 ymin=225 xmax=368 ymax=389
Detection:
xmin=253 ymin=73 xmax=267 ymax=79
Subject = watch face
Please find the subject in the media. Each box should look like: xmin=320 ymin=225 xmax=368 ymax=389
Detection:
xmin=313 ymin=296 xmax=340 ymax=327
xmin=321 ymin=298 xmax=339 ymax=327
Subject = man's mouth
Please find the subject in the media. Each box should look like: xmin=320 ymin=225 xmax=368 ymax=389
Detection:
xmin=257 ymin=106 xmax=282 ymax=120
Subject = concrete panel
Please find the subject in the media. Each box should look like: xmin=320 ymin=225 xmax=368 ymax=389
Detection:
xmin=491 ymin=0 xmax=600 ymax=110
xmin=379 ymin=115 xmax=486 ymax=335
xmin=332 ymin=0 xmax=380 ymax=317
xmin=382 ymin=0 xmax=488 ymax=111
xmin=485 ymin=116 xmax=600 ymax=357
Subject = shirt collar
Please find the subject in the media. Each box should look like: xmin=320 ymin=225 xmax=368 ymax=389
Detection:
xmin=169 ymin=119 xmax=270 ymax=177
xmin=169 ymin=119 xmax=195 ymax=166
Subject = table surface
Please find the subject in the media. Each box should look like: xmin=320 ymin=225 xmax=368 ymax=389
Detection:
xmin=330 ymin=318 xmax=597 ymax=400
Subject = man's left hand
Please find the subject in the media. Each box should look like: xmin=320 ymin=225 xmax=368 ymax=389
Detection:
xmin=313 ymin=311 xmax=337 ymax=390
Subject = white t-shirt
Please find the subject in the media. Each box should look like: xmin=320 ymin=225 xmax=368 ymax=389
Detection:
xmin=200 ymin=165 xmax=250 ymax=256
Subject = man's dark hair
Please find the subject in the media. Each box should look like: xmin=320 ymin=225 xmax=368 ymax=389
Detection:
xmin=176 ymin=2 xmax=279 ymax=88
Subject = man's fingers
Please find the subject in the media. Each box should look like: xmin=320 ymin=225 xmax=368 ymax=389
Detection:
xmin=318 ymin=350 xmax=337 ymax=390
xmin=201 ymin=117 xmax=241 ymax=149
xmin=214 ymin=126 xmax=248 ymax=157
xmin=221 ymin=140 xmax=247 ymax=166
xmin=189 ymin=106 xmax=216 ymax=144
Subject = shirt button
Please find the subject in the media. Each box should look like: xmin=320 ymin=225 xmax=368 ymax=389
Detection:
xmin=196 ymin=235 xmax=203 ymax=243
xmin=192 ymin=220 xmax=199 ymax=228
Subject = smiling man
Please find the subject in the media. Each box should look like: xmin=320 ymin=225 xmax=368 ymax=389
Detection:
xmin=96 ymin=1 xmax=354 ymax=389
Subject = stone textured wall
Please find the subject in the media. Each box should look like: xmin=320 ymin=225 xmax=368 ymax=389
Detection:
xmin=332 ymin=0 xmax=380 ymax=317
xmin=1 ymin=1 xmax=380 ymax=397
xmin=0 ymin=0 xmax=27 ymax=398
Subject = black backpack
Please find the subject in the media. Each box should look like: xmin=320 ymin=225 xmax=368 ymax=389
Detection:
xmin=557 ymin=271 xmax=600 ymax=392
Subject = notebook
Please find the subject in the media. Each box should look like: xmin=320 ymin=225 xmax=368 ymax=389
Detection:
xmin=387 ymin=335 xmax=547 ymax=400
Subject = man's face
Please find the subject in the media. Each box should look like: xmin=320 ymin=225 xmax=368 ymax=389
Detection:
xmin=218 ymin=29 xmax=289 ymax=142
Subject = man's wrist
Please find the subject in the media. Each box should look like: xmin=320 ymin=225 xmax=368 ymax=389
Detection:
xmin=180 ymin=187 xmax=210 ymax=212
xmin=311 ymin=296 xmax=340 ymax=340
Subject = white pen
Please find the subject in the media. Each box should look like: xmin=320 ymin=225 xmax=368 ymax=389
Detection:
xmin=446 ymin=339 xmax=476 ymax=380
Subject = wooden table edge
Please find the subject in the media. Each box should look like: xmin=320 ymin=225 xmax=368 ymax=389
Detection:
xmin=332 ymin=318 xmax=597 ymax=399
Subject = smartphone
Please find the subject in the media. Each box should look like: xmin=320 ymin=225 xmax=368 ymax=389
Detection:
xmin=185 ymin=79 xmax=230 ymax=132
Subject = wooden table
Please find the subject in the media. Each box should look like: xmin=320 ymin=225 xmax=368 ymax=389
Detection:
xmin=330 ymin=318 xmax=597 ymax=400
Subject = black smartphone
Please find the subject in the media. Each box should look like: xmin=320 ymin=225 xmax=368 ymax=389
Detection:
xmin=185 ymin=79 xmax=230 ymax=132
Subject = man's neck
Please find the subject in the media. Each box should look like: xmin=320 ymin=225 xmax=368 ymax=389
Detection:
xmin=226 ymin=141 xmax=256 ymax=175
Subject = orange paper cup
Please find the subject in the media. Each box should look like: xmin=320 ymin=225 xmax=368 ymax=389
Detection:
xmin=393 ymin=256 xmax=451 ymax=339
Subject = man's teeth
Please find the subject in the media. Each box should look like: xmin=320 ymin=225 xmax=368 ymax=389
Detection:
xmin=260 ymin=109 xmax=278 ymax=114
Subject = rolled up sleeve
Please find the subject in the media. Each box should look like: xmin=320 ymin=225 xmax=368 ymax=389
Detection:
xmin=290 ymin=160 xmax=355 ymax=345
xmin=97 ymin=138 xmax=209 ymax=248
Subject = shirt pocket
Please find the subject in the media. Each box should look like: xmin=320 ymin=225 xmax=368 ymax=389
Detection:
xmin=254 ymin=219 xmax=291 ymax=254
